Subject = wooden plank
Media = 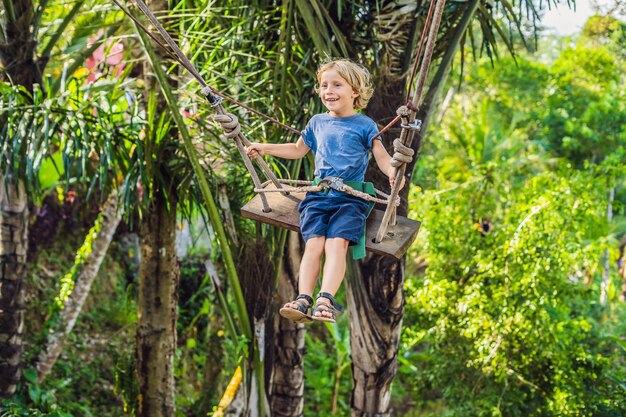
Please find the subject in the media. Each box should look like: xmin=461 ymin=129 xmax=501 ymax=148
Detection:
xmin=240 ymin=185 xmax=421 ymax=259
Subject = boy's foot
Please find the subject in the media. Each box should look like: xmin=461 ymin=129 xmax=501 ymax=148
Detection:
xmin=279 ymin=294 xmax=313 ymax=323
xmin=312 ymin=292 xmax=344 ymax=324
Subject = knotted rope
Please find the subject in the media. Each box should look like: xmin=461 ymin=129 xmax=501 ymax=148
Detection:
xmin=214 ymin=113 xmax=241 ymax=139
xmin=391 ymin=139 xmax=415 ymax=167
xmin=252 ymin=180 xmax=400 ymax=207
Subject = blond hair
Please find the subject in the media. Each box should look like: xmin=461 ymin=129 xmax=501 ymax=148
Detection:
xmin=315 ymin=59 xmax=374 ymax=110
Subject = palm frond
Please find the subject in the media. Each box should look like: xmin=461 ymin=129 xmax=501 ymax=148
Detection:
xmin=40 ymin=0 xmax=85 ymax=60
xmin=0 ymin=78 xmax=141 ymax=202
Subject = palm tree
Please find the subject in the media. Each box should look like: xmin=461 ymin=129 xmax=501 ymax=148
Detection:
xmin=0 ymin=175 xmax=28 ymax=397
xmin=0 ymin=0 xmax=42 ymax=397
xmin=0 ymin=0 xmax=41 ymax=89
xmin=130 ymin=2 xmax=181 ymax=415
xmin=161 ymin=3 xmax=322 ymax=414
xmin=0 ymin=0 xmax=137 ymax=396
xmin=124 ymin=4 xmax=264 ymax=412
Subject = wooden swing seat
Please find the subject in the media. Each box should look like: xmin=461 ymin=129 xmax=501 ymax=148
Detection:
xmin=241 ymin=184 xmax=420 ymax=259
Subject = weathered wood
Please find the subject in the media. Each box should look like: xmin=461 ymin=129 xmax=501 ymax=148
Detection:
xmin=240 ymin=185 xmax=420 ymax=259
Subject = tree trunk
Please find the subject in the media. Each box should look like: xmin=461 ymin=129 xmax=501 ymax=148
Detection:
xmin=236 ymin=237 xmax=274 ymax=417
xmin=0 ymin=0 xmax=39 ymax=398
xmin=0 ymin=0 xmax=41 ymax=90
xmin=134 ymin=0 xmax=181 ymax=414
xmin=351 ymin=67 xmax=412 ymax=417
xmin=0 ymin=178 xmax=28 ymax=397
xmin=36 ymin=191 xmax=122 ymax=382
xmin=351 ymin=1 xmax=481 ymax=414
xmin=136 ymin=188 xmax=179 ymax=417
xmin=270 ymin=231 xmax=306 ymax=417
xmin=346 ymin=256 xmax=404 ymax=417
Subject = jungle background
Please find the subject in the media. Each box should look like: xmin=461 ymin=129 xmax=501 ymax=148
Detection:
xmin=1 ymin=0 xmax=626 ymax=416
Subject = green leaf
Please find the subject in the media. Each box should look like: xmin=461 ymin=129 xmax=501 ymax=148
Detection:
xmin=186 ymin=338 xmax=197 ymax=349
xmin=39 ymin=151 xmax=64 ymax=189
xmin=28 ymin=383 xmax=41 ymax=404
xmin=23 ymin=368 xmax=38 ymax=384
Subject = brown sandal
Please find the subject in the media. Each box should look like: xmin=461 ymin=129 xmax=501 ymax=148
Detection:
xmin=312 ymin=292 xmax=344 ymax=324
xmin=279 ymin=294 xmax=313 ymax=323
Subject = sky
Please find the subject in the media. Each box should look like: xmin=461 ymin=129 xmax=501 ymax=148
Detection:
xmin=541 ymin=0 xmax=624 ymax=35
xmin=541 ymin=0 xmax=598 ymax=35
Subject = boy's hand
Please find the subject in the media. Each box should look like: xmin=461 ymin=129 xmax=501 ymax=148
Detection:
xmin=389 ymin=168 xmax=406 ymax=190
xmin=246 ymin=143 xmax=266 ymax=158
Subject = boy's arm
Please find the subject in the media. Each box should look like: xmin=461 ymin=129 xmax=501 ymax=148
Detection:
xmin=246 ymin=137 xmax=310 ymax=159
xmin=372 ymin=139 xmax=405 ymax=189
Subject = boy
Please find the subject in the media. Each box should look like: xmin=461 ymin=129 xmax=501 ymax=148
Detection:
xmin=246 ymin=59 xmax=401 ymax=323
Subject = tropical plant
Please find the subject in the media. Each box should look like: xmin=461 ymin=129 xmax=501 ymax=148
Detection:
xmin=0 ymin=0 xmax=138 ymax=396
xmin=395 ymin=31 xmax=626 ymax=415
xmin=402 ymin=166 xmax=626 ymax=416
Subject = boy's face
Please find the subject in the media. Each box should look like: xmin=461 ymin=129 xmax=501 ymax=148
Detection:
xmin=318 ymin=69 xmax=359 ymax=117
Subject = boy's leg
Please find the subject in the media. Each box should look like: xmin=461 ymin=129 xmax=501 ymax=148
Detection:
xmin=315 ymin=237 xmax=350 ymax=319
xmin=283 ymin=236 xmax=325 ymax=310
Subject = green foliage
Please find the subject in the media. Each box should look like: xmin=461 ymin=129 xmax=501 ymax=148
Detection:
xmin=52 ymin=203 xmax=105 ymax=310
xmin=171 ymin=251 xmax=247 ymax=416
xmin=580 ymin=15 xmax=626 ymax=59
xmin=461 ymin=41 xmax=626 ymax=168
xmin=113 ymin=348 xmax=138 ymax=417
xmin=8 ymin=195 xmax=138 ymax=417
xmin=0 ymin=370 xmax=72 ymax=417
xmin=0 ymin=80 xmax=141 ymax=201
xmin=402 ymin=168 xmax=626 ymax=416
xmin=303 ymin=317 xmax=352 ymax=417
xmin=401 ymin=25 xmax=626 ymax=415
xmin=543 ymin=46 xmax=625 ymax=165
xmin=8 ymin=0 xmax=626 ymax=416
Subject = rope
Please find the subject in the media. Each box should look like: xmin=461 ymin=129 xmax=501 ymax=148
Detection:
xmin=369 ymin=0 xmax=439 ymax=143
xmin=406 ymin=0 xmax=438 ymax=105
xmin=111 ymin=0 xmax=300 ymax=136
xmin=375 ymin=0 xmax=447 ymax=244
xmin=210 ymin=91 xmax=301 ymax=136
xmin=408 ymin=0 xmax=446 ymax=111
xmin=253 ymin=180 xmax=399 ymax=207
xmin=391 ymin=138 xmax=415 ymax=167
xmin=214 ymin=113 xmax=242 ymax=138
xmin=112 ymin=0 xmax=294 ymax=210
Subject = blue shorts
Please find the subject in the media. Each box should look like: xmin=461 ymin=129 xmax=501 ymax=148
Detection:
xmin=298 ymin=190 xmax=370 ymax=246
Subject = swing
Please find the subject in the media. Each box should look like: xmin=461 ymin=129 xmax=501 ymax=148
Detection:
xmin=112 ymin=0 xmax=447 ymax=259
xmin=241 ymin=182 xmax=420 ymax=259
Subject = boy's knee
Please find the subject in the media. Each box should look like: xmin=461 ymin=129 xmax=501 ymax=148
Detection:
xmin=305 ymin=236 xmax=326 ymax=254
xmin=325 ymin=237 xmax=350 ymax=251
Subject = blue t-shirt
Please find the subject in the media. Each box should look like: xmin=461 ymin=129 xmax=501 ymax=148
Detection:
xmin=301 ymin=113 xmax=380 ymax=182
